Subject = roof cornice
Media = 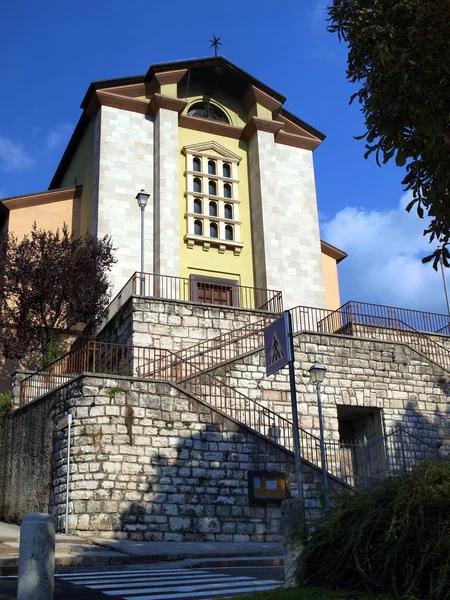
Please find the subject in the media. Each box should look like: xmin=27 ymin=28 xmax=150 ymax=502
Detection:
xmin=321 ymin=240 xmax=347 ymax=263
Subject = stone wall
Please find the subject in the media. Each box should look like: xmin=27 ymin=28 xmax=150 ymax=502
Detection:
xmin=248 ymin=130 xmax=326 ymax=310
xmin=51 ymin=375 xmax=347 ymax=539
xmin=0 ymin=391 xmax=64 ymax=523
xmin=98 ymin=297 xmax=275 ymax=352
xmin=97 ymin=105 xmax=155 ymax=297
xmin=208 ymin=332 xmax=450 ymax=450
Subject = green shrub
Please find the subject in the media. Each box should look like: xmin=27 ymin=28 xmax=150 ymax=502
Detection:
xmin=298 ymin=460 xmax=450 ymax=600
xmin=0 ymin=390 xmax=12 ymax=416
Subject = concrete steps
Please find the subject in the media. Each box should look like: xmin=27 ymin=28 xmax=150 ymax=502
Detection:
xmin=0 ymin=523 xmax=284 ymax=575
xmin=0 ymin=532 xmax=123 ymax=575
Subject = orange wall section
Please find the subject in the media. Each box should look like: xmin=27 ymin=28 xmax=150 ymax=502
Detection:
xmin=3 ymin=188 xmax=82 ymax=240
xmin=322 ymin=251 xmax=342 ymax=311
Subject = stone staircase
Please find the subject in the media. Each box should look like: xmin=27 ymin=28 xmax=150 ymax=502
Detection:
xmin=136 ymin=304 xmax=450 ymax=491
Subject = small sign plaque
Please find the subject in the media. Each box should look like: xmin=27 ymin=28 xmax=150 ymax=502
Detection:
xmin=248 ymin=471 xmax=290 ymax=504
xmin=57 ymin=414 xmax=72 ymax=431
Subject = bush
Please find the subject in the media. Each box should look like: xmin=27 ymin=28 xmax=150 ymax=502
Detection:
xmin=0 ymin=390 xmax=12 ymax=416
xmin=298 ymin=460 xmax=450 ymax=599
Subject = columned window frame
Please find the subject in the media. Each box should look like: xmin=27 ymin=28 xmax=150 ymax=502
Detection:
xmin=182 ymin=140 xmax=244 ymax=256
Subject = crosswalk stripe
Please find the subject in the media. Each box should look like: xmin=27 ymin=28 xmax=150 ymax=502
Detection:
xmin=58 ymin=570 xmax=208 ymax=583
xmin=87 ymin=574 xmax=243 ymax=589
xmin=57 ymin=569 xmax=202 ymax=579
xmin=122 ymin=584 xmax=278 ymax=600
xmin=103 ymin=579 xmax=278 ymax=597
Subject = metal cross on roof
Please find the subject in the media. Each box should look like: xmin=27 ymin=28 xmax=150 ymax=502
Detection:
xmin=209 ymin=35 xmax=222 ymax=57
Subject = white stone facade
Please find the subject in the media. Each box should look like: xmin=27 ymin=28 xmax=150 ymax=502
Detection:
xmin=96 ymin=106 xmax=155 ymax=297
xmin=249 ymin=130 xmax=326 ymax=309
xmin=154 ymin=108 xmax=180 ymax=277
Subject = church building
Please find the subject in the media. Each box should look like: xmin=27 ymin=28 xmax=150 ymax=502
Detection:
xmin=0 ymin=56 xmax=346 ymax=313
xmin=1 ymin=57 xmax=446 ymax=543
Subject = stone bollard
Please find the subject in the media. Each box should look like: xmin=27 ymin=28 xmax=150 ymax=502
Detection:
xmin=17 ymin=513 xmax=55 ymax=600
xmin=281 ymin=498 xmax=306 ymax=588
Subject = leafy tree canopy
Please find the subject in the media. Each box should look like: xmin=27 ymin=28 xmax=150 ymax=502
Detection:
xmin=327 ymin=0 xmax=450 ymax=269
xmin=0 ymin=224 xmax=116 ymax=362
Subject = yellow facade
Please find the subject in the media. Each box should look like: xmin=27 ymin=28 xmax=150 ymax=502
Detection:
xmin=322 ymin=252 xmax=341 ymax=311
xmin=180 ymin=86 xmax=249 ymax=128
xmin=60 ymin=120 xmax=95 ymax=234
xmin=6 ymin=194 xmax=77 ymax=240
xmin=178 ymin=126 xmax=255 ymax=290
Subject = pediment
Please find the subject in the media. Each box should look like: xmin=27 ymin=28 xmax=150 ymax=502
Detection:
xmin=182 ymin=140 xmax=242 ymax=163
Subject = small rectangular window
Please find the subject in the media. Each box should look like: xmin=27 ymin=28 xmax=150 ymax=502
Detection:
xmin=190 ymin=275 xmax=239 ymax=307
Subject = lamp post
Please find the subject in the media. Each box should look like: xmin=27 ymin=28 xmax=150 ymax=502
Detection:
xmin=135 ymin=189 xmax=150 ymax=296
xmin=309 ymin=361 xmax=329 ymax=508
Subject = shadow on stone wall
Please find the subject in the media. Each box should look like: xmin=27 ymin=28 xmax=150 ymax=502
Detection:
xmin=111 ymin=423 xmax=292 ymax=543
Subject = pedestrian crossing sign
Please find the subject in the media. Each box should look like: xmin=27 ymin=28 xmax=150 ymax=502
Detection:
xmin=264 ymin=314 xmax=290 ymax=376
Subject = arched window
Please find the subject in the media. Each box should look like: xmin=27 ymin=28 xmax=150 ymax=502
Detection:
xmin=224 ymin=204 xmax=233 ymax=220
xmin=187 ymin=102 xmax=230 ymax=124
xmin=193 ymin=178 xmax=201 ymax=193
xmin=194 ymin=198 xmax=202 ymax=214
xmin=223 ymin=163 xmax=231 ymax=178
xmin=223 ymin=183 xmax=232 ymax=199
xmin=210 ymin=222 xmax=218 ymax=238
xmin=193 ymin=157 xmax=201 ymax=172
xmin=194 ymin=220 xmax=203 ymax=236
xmin=208 ymin=160 xmax=216 ymax=175
xmin=209 ymin=201 xmax=217 ymax=217
xmin=208 ymin=180 xmax=216 ymax=195
xmin=225 ymin=225 xmax=233 ymax=241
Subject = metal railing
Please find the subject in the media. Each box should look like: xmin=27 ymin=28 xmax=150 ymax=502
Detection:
xmin=19 ymin=342 xmax=179 ymax=405
xmin=318 ymin=310 xmax=450 ymax=373
xmin=325 ymin=427 xmax=441 ymax=490
xmin=101 ymin=272 xmax=283 ymax=329
xmin=135 ymin=304 xmax=335 ymax=380
xmin=326 ymin=300 xmax=450 ymax=335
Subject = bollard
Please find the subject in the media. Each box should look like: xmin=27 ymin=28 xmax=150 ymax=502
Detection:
xmin=281 ymin=498 xmax=306 ymax=588
xmin=17 ymin=513 xmax=55 ymax=600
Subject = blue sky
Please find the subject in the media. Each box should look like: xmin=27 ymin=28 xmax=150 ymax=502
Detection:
xmin=0 ymin=0 xmax=447 ymax=313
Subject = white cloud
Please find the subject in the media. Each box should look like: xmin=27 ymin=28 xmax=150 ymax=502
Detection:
xmin=0 ymin=137 xmax=35 ymax=172
xmin=322 ymin=192 xmax=449 ymax=314
xmin=46 ymin=124 xmax=72 ymax=150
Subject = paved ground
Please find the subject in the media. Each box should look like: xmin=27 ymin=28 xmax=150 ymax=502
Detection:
xmin=0 ymin=565 xmax=284 ymax=599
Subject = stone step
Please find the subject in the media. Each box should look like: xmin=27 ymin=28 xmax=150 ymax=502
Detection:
xmin=0 ymin=544 xmax=19 ymax=555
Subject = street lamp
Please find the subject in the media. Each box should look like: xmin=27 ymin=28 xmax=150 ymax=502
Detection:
xmin=135 ymin=189 xmax=150 ymax=296
xmin=309 ymin=361 xmax=329 ymax=507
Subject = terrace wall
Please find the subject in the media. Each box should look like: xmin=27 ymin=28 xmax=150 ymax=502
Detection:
xmin=97 ymin=297 xmax=275 ymax=352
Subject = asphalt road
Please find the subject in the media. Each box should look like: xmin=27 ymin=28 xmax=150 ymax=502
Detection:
xmin=0 ymin=565 xmax=284 ymax=599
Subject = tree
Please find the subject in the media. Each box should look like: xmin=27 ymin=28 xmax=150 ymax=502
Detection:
xmin=0 ymin=224 xmax=116 ymax=364
xmin=327 ymin=0 xmax=450 ymax=270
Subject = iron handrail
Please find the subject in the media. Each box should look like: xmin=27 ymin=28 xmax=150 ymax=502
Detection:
xmin=331 ymin=300 xmax=450 ymax=335
xmin=100 ymin=271 xmax=283 ymax=330
xmin=317 ymin=309 xmax=450 ymax=374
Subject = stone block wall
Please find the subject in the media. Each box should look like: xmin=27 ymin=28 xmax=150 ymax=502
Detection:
xmin=97 ymin=106 xmax=155 ymax=297
xmin=50 ymin=375 xmax=346 ymax=539
xmin=0 ymin=391 xmax=63 ymax=523
xmin=248 ymin=130 xmax=326 ymax=310
xmin=208 ymin=332 xmax=450 ymax=451
xmin=98 ymin=297 xmax=274 ymax=353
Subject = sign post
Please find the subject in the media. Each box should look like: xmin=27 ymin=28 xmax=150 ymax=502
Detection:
xmin=57 ymin=413 xmax=72 ymax=534
xmin=264 ymin=313 xmax=304 ymax=503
